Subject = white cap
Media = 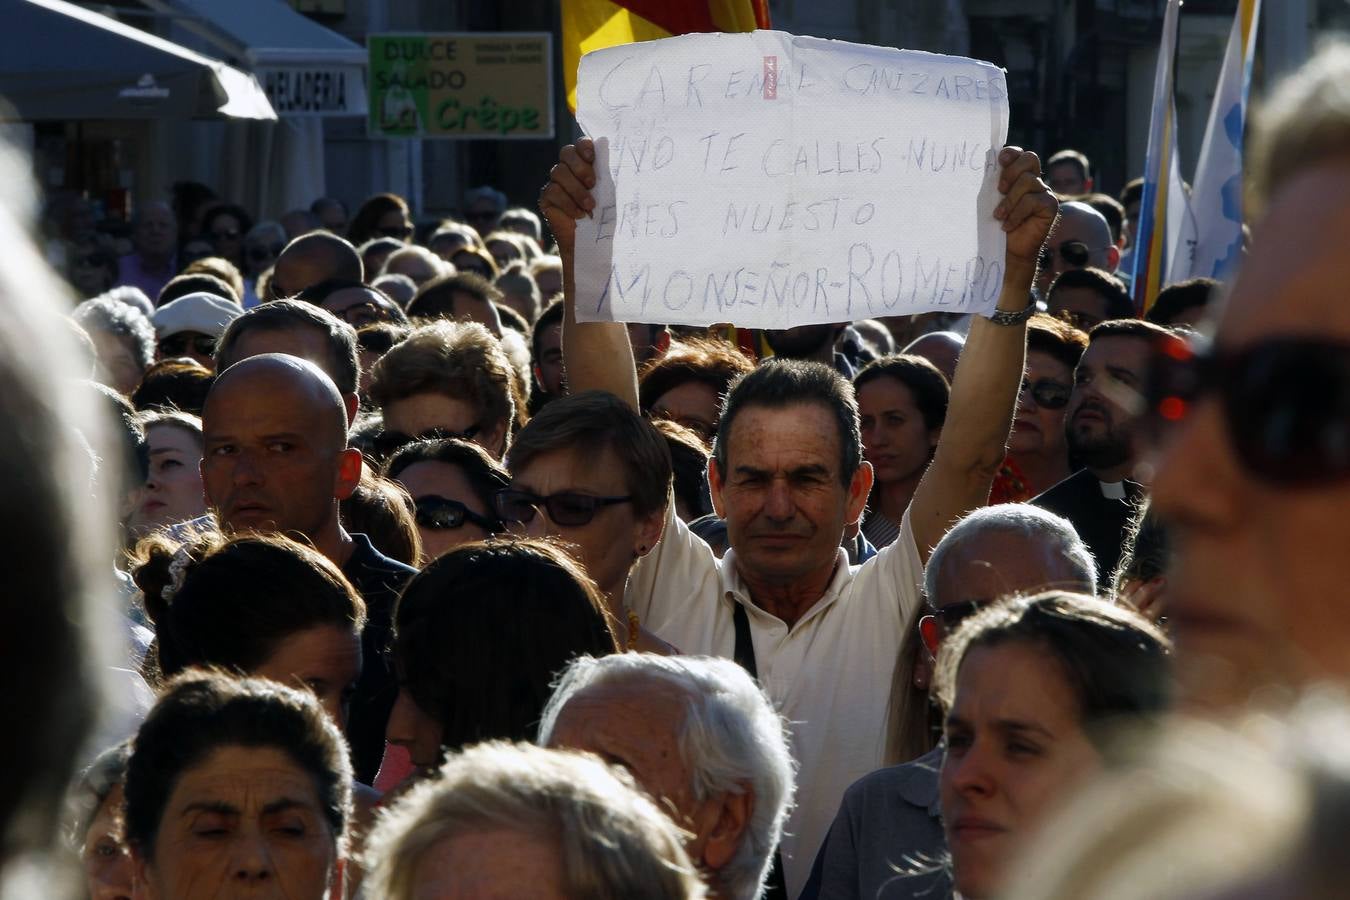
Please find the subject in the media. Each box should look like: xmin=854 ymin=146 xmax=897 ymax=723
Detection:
xmin=152 ymin=292 xmax=242 ymax=339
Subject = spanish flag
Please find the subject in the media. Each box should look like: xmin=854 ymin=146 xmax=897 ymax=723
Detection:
xmin=562 ymin=0 xmax=771 ymax=112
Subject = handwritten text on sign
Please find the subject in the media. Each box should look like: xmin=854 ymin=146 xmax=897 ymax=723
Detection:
xmin=573 ymin=31 xmax=1011 ymax=327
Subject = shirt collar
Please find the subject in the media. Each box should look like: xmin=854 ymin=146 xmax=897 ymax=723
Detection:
xmin=719 ymin=547 xmax=854 ymax=627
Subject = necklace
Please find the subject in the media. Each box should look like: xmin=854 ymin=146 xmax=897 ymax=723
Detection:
xmin=627 ymin=608 xmax=641 ymax=651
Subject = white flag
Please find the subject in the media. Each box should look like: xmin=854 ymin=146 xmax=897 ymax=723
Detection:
xmin=1172 ymin=0 xmax=1261 ymax=283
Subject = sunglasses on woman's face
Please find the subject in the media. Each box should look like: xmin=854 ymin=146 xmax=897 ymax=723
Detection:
xmin=413 ymin=496 xmax=501 ymax=532
xmin=157 ymin=333 xmax=217 ymax=358
xmin=1146 ymin=334 xmax=1350 ymax=485
xmin=1038 ymin=240 xmax=1104 ymax=270
xmin=1021 ymin=377 xmax=1072 ymax=410
xmin=493 ymin=489 xmax=633 ymax=528
xmin=377 ymin=224 xmax=414 ymax=239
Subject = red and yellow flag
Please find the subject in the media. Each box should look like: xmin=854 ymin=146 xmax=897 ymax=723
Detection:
xmin=562 ymin=0 xmax=771 ymax=111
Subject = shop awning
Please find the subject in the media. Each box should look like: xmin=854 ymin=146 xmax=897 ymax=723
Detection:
xmin=0 ymin=0 xmax=276 ymax=121
xmin=155 ymin=0 xmax=367 ymax=117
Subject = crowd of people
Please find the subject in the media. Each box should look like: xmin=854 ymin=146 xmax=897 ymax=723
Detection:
xmin=8 ymin=40 xmax=1350 ymax=900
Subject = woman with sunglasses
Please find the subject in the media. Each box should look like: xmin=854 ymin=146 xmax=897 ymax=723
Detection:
xmin=348 ymin=192 xmax=415 ymax=247
xmin=993 ymin=315 xmax=1087 ymax=502
xmin=931 ymin=591 xmax=1168 ymax=899
xmin=853 ymin=355 xmax=951 ymax=549
xmin=198 ymin=203 xmax=253 ymax=270
xmin=385 ymin=438 xmax=509 ymax=565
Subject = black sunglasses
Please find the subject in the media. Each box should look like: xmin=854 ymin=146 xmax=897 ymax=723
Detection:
xmin=1021 ymin=377 xmax=1072 ymax=410
xmin=1038 ymin=240 xmax=1104 ymax=270
xmin=373 ymin=425 xmax=481 ymax=461
xmin=377 ymin=224 xmax=414 ymax=239
xmin=334 ymin=300 xmax=396 ymax=327
xmin=157 ymin=334 xmax=216 ymax=358
xmin=494 ymin=489 xmax=633 ymax=528
xmin=1146 ymin=334 xmax=1350 ymax=485
xmin=210 ymin=229 xmax=240 ymax=241
xmin=414 ymin=495 xmax=501 ymax=532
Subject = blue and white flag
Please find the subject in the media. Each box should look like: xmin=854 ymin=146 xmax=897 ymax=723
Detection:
xmin=1172 ymin=0 xmax=1261 ymax=283
xmin=1132 ymin=0 xmax=1187 ymax=314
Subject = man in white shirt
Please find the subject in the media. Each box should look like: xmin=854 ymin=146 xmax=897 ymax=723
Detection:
xmin=539 ymin=137 xmax=1058 ymax=896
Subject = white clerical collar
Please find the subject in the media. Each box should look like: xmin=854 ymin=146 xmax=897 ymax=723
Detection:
xmin=1099 ymin=480 xmax=1127 ymax=500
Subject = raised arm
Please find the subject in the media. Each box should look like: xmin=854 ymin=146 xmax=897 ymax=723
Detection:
xmin=538 ymin=138 xmax=640 ymax=411
xmin=908 ymin=147 xmax=1059 ymax=564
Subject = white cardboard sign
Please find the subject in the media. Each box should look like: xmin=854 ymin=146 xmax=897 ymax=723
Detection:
xmin=572 ymin=30 xmax=1010 ymax=327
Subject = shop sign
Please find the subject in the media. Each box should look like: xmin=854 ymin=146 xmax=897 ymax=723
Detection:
xmin=260 ymin=66 xmax=366 ymax=117
xmin=368 ymin=33 xmax=554 ymax=139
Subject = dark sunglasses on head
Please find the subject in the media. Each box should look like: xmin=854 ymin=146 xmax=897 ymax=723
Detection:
xmin=1021 ymin=377 xmax=1072 ymax=410
xmin=211 ymin=229 xmax=240 ymax=241
xmin=494 ymin=489 xmax=633 ymax=528
xmin=1038 ymin=240 xmax=1104 ymax=270
xmin=157 ymin=333 xmax=216 ymax=358
xmin=1145 ymin=333 xmax=1350 ymax=485
xmin=377 ymin=224 xmax=414 ymax=239
xmin=414 ymin=495 xmax=501 ymax=532
xmin=373 ymin=425 xmax=481 ymax=460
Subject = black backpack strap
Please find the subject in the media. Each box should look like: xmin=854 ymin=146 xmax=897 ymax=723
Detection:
xmin=731 ymin=600 xmax=789 ymax=900
xmin=732 ymin=600 xmax=757 ymax=680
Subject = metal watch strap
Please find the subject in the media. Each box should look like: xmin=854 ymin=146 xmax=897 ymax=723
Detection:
xmin=988 ymin=302 xmax=1036 ymax=326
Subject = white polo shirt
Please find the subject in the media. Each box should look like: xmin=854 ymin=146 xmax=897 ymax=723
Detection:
xmin=627 ymin=507 xmax=925 ymax=899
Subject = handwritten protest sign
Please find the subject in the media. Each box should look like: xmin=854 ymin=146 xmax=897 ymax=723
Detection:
xmin=573 ymin=31 xmax=1010 ymax=327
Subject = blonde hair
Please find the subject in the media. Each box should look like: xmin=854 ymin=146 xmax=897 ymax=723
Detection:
xmin=364 ymin=741 xmax=706 ymax=900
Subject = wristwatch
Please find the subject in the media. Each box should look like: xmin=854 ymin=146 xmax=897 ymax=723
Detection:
xmin=988 ymin=301 xmax=1036 ymax=326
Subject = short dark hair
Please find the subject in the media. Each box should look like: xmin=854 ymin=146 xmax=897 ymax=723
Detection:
xmin=385 ymin=437 xmax=510 ymax=529
xmin=1080 ymin=192 xmax=1126 ymax=245
xmin=123 ymin=671 xmax=352 ymax=857
xmin=935 ymin=591 xmax=1170 ymax=751
xmin=1146 ymin=277 xmax=1218 ymax=326
xmin=214 ymin=299 xmax=360 ymax=394
xmin=853 ymin=354 xmax=950 ymax=432
xmin=348 ymin=193 xmax=411 ymax=247
xmin=716 ymin=360 xmax=862 ymax=486
xmin=1026 ymin=313 xmax=1090 ymax=372
xmin=132 ymin=532 xmax=366 ymax=681
xmin=507 ymin=391 xmax=672 ymax=519
xmin=1119 ymin=177 xmax=1145 ymax=210
xmin=1048 ymin=149 xmax=1091 ymax=182
xmin=1087 ymin=317 xmax=1176 ymax=345
xmin=158 ymin=272 xmax=239 ymax=308
xmin=339 ymin=469 xmax=421 ymax=566
xmin=407 ymin=272 xmax=503 ymax=320
xmin=393 ymin=539 xmax=619 ymax=755
xmin=652 ymin=418 xmax=713 ymax=521
xmin=495 ymin=302 xmax=530 ymax=335
xmin=531 ymin=297 xmax=565 ymax=364
xmin=1048 ymin=268 xmax=1136 ymax=322
xmin=131 ymin=359 xmax=215 ymax=415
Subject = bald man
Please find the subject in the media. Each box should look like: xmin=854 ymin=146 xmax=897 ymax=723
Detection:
xmin=201 ymin=353 xmax=414 ymax=782
xmin=269 ymin=231 xmax=364 ymax=302
xmin=1036 ymin=201 xmax=1121 ymax=296
xmin=901 ymin=331 xmax=965 ymax=383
